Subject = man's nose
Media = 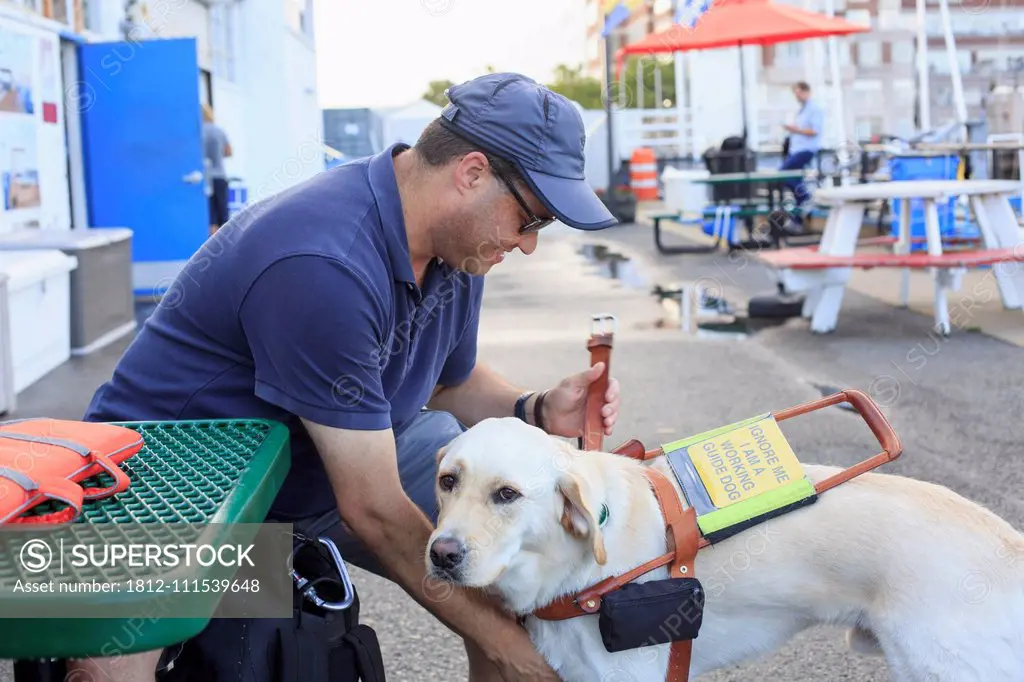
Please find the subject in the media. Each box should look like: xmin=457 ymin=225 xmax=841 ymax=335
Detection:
xmin=429 ymin=536 xmax=466 ymax=570
xmin=518 ymin=232 xmax=539 ymax=255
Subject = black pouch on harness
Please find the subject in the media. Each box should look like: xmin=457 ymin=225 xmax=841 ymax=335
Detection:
xmin=158 ymin=534 xmax=386 ymax=682
xmin=597 ymin=577 xmax=705 ymax=653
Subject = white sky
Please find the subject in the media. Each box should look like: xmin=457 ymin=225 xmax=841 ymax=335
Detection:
xmin=312 ymin=0 xmax=590 ymax=109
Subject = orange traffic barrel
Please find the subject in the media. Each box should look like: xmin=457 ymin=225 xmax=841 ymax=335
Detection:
xmin=630 ymin=147 xmax=658 ymax=201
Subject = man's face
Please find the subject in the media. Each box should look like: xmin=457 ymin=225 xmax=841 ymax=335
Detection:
xmin=439 ymin=152 xmax=552 ymax=276
xmin=793 ymin=86 xmax=809 ymax=103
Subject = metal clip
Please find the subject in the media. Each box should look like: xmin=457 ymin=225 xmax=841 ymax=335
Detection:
xmin=590 ymin=313 xmax=618 ymax=337
xmin=291 ymin=536 xmax=355 ymax=611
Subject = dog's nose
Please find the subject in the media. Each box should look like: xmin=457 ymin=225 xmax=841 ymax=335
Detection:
xmin=429 ymin=537 xmax=465 ymax=570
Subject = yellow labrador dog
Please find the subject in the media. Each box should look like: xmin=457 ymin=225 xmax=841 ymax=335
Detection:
xmin=426 ymin=417 xmax=1024 ymax=682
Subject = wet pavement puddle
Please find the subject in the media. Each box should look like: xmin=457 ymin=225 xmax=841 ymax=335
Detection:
xmin=576 ymin=242 xmax=790 ymax=340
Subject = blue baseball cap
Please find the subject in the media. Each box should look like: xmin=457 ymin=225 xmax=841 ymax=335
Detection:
xmin=438 ymin=73 xmax=617 ymax=231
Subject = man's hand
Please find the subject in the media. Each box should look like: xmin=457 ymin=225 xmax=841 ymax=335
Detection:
xmin=783 ymin=123 xmax=797 ymax=133
xmin=537 ymin=361 xmax=620 ymax=439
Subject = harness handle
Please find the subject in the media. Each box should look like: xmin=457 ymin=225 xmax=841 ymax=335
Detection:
xmin=775 ymin=389 xmax=903 ymax=495
xmin=582 ymin=314 xmax=616 ymax=452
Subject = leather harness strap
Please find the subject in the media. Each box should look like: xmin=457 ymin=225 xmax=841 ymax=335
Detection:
xmin=530 ymin=469 xmax=701 ymax=682
xmin=645 ymin=468 xmax=699 ymax=681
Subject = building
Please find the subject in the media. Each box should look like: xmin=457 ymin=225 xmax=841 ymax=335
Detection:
xmin=0 ymin=0 xmax=323 ymax=291
xmin=584 ymin=0 xmax=1024 ymax=151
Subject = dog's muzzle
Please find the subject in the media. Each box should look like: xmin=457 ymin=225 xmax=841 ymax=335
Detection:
xmin=429 ymin=536 xmax=466 ymax=574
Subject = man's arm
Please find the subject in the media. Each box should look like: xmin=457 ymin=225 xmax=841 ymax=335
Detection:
xmin=303 ymin=419 xmax=557 ymax=678
xmin=428 ymin=363 xmax=542 ymax=429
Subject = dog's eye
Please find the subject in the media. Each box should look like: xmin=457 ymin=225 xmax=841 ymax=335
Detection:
xmin=493 ymin=487 xmax=521 ymax=504
xmin=439 ymin=474 xmax=457 ymax=491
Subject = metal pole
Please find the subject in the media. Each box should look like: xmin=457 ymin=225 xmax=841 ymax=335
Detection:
xmin=655 ymin=58 xmax=663 ymax=107
xmin=823 ymin=0 xmax=848 ymax=181
xmin=938 ymin=0 xmax=968 ymax=137
xmin=915 ymin=0 xmax=931 ymax=132
xmin=605 ymin=22 xmax=617 ymax=216
xmin=637 ymin=58 xmax=645 ymax=109
xmin=674 ymin=51 xmax=686 ymax=160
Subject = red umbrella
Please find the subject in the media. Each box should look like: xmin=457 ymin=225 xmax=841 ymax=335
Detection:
xmin=615 ymin=0 xmax=870 ymax=139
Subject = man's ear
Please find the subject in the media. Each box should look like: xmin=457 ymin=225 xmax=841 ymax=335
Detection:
xmin=557 ymin=469 xmax=607 ymax=566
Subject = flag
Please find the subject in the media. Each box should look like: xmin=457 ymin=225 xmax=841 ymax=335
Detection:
xmin=675 ymin=0 xmax=712 ymax=28
xmin=601 ymin=0 xmax=648 ymax=37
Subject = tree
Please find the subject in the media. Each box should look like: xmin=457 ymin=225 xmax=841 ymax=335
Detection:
xmin=423 ymin=79 xmax=455 ymax=107
xmin=546 ymin=64 xmax=604 ymax=109
xmin=618 ymin=56 xmax=677 ymax=109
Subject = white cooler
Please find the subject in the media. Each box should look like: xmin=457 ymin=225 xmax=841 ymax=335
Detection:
xmin=661 ymin=167 xmax=711 ymax=216
xmin=0 ymin=250 xmax=78 ymax=394
xmin=0 ymin=228 xmax=135 ymax=355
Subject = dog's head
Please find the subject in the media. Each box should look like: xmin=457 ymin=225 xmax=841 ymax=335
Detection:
xmin=426 ymin=417 xmax=609 ymax=596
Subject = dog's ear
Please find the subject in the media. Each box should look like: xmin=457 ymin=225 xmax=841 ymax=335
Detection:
xmin=435 ymin=444 xmax=448 ymax=466
xmin=558 ymin=469 xmax=607 ymax=566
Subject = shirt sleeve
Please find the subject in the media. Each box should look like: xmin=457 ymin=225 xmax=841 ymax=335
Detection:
xmin=238 ymin=254 xmax=393 ymax=431
xmin=437 ymin=276 xmax=484 ymax=387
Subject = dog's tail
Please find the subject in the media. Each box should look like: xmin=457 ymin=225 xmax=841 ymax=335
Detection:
xmin=846 ymin=626 xmax=884 ymax=656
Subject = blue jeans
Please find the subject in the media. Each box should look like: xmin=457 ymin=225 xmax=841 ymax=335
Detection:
xmin=780 ymin=150 xmax=815 ymax=214
xmin=293 ymin=409 xmax=466 ymax=577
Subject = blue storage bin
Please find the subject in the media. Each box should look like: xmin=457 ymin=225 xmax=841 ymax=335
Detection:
xmin=889 ymin=155 xmax=965 ymax=250
xmin=228 ymin=181 xmax=248 ymax=217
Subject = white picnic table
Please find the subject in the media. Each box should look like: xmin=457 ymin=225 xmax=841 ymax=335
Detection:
xmin=765 ymin=179 xmax=1024 ymax=335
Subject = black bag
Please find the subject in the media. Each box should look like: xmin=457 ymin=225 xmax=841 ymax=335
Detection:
xmin=158 ymin=534 xmax=386 ymax=682
xmin=597 ymin=578 xmax=705 ymax=653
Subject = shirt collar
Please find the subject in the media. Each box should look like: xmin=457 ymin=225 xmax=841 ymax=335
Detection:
xmin=368 ymin=142 xmax=416 ymax=285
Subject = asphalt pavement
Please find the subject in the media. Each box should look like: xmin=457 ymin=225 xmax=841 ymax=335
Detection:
xmin=3 ymin=218 xmax=1023 ymax=681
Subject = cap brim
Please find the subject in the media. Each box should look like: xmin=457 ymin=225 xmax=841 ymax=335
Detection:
xmin=522 ymin=168 xmax=619 ymax=231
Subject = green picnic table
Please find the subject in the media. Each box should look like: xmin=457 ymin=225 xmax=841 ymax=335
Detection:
xmin=0 ymin=419 xmax=292 ymax=681
xmin=694 ymin=169 xmax=808 ymax=214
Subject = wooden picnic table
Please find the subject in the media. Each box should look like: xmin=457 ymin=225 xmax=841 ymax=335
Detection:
xmin=754 ymin=179 xmax=1024 ymax=335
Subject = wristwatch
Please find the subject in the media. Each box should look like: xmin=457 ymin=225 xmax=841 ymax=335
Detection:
xmin=515 ymin=391 xmax=535 ymax=423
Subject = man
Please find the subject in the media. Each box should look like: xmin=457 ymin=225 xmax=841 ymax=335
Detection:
xmin=72 ymin=72 xmax=620 ymax=681
xmin=202 ymin=103 xmax=233 ymax=235
xmin=775 ymin=81 xmax=824 ymax=232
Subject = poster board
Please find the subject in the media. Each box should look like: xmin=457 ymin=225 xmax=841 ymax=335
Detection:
xmin=0 ymin=12 xmax=69 ymax=233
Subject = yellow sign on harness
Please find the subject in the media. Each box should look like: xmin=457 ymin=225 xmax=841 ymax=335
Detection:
xmin=687 ymin=416 xmax=804 ymax=508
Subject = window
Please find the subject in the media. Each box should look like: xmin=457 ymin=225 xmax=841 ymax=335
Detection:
xmin=285 ymin=0 xmax=313 ymax=39
xmin=891 ymin=39 xmax=914 ymax=65
xmin=210 ymin=1 xmax=236 ymax=82
xmin=777 ymin=42 xmax=803 ymax=66
xmin=845 ymin=9 xmax=871 ymax=27
xmin=857 ymin=39 xmax=882 ymax=67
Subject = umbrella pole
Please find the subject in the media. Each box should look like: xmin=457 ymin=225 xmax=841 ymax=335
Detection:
xmin=739 ymin=40 xmax=748 ymax=143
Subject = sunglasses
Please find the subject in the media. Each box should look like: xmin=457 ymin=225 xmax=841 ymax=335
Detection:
xmin=486 ymin=156 xmax=556 ymax=234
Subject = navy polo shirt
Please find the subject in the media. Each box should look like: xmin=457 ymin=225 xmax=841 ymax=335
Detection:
xmin=84 ymin=144 xmax=485 ymax=519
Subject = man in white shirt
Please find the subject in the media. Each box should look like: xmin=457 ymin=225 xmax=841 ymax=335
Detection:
xmin=775 ymin=81 xmax=824 ymax=232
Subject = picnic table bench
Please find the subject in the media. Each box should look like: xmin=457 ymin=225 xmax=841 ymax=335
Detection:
xmin=752 ymin=179 xmax=1024 ymax=334
xmin=0 ymin=419 xmax=292 ymax=681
